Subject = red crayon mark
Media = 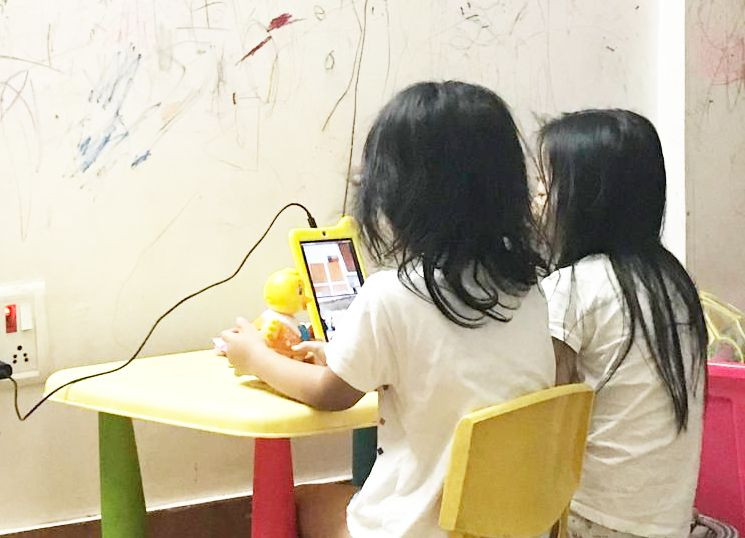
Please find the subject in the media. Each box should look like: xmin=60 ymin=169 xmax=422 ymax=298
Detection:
xmin=267 ymin=13 xmax=293 ymax=31
xmin=693 ymin=8 xmax=745 ymax=86
xmin=237 ymin=36 xmax=272 ymax=64
xmin=237 ymin=13 xmax=297 ymax=65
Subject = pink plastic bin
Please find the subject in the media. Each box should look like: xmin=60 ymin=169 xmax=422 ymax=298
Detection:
xmin=696 ymin=361 xmax=745 ymax=531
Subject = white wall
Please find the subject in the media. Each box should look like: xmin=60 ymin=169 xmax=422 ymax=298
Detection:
xmin=686 ymin=0 xmax=745 ymax=308
xmin=0 ymin=0 xmax=668 ymax=531
xmin=656 ymin=0 xmax=687 ymax=262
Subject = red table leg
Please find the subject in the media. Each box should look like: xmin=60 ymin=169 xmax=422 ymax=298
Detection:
xmin=252 ymin=438 xmax=297 ymax=537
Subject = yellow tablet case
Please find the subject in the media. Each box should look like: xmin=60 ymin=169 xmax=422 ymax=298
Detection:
xmin=289 ymin=216 xmax=368 ymax=341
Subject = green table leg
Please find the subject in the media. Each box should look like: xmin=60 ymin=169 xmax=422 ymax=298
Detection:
xmin=352 ymin=427 xmax=377 ymax=486
xmin=99 ymin=413 xmax=146 ymax=538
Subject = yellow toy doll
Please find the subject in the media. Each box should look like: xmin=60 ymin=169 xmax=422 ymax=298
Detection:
xmin=254 ymin=267 xmax=311 ymax=360
xmin=214 ymin=268 xmax=312 ymax=361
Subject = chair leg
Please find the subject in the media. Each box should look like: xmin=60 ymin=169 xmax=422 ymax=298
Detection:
xmin=352 ymin=427 xmax=377 ymax=486
xmin=99 ymin=413 xmax=146 ymax=538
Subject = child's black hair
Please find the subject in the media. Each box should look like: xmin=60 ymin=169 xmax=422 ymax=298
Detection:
xmin=354 ymin=81 xmax=544 ymax=327
xmin=538 ymin=109 xmax=707 ymax=432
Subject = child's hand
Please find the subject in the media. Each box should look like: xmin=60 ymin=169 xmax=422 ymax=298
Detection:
xmin=221 ymin=317 xmax=267 ymax=376
xmin=291 ymin=341 xmax=328 ymax=366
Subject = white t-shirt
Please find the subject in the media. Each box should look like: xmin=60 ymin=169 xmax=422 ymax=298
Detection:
xmin=325 ymin=269 xmax=555 ymax=537
xmin=541 ymin=255 xmax=703 ymax=538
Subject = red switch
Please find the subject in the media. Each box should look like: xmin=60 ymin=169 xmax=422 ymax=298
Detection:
xmin=5 ymin=304 xmax=17 ymax=333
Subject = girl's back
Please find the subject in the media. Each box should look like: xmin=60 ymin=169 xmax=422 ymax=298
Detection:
xmin=327 ymin=270 xmax=555 ymax=536
xmin=542 ymin=255 xmax=702 ymax=537
xmin=329 ymin=81 xmax=556 ymax=536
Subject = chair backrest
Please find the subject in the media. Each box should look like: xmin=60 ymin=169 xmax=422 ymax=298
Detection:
xmin=439 ymin=383 xmax=594 ymax=537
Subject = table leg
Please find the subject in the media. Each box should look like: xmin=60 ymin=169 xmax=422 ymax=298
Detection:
xmin=352 ymin=427 xmax=377 ymax=486
xmin=99 ymin=413 xmax=146 ymax=538
xmin=252 ymin=438 xmax=297 ymax=537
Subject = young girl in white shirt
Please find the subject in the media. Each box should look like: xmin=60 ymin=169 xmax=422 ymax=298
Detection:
xmin=538 ymin=109 xmax=708 ymax=538
xmin=221 ymin=81 xmax=556 ymax=537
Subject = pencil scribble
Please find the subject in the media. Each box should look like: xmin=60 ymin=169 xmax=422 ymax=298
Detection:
xmin=325 ymin=50 xmax=336 ymax=70
xmin=340 ymin=0 xmax=371 ymax=214
xmin=323 ymin=0 xmax=369 ymax=132
xmin=694 ymin=1 xmax=745 ymax=113
xmin=131 ymin=150 xmax=151 ymax=168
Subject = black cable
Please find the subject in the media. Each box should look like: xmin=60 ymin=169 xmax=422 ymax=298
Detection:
xmin=6 ymin=202 xmax=317 ymax=421
xmin=8 ymin=377 xmax=22 ymax=421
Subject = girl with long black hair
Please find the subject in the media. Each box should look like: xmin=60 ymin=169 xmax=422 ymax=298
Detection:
xmin=221 ymin=81 xmax=556 ymax=537
xmin=539 ymin=109 xmax=707 ymax=538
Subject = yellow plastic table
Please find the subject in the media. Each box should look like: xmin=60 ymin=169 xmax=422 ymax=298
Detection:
xmin=45 ymin=350 xmax=378 ymax=537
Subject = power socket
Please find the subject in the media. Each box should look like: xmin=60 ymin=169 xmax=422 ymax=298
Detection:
xmin=6 ymin=325 xmax=38 ymax=377
xmin=0 ymin=281 xmax=49 ymax=385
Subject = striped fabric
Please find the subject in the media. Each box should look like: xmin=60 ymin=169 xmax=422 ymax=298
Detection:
xmin=690 ymin=514 xmax=739 ymax=538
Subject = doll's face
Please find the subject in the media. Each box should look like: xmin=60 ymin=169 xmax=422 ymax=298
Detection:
xmin=265 ymin=269 xmax=307 ymax=315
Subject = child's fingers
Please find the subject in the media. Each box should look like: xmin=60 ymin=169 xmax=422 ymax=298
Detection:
xmin=221 ymin=329 xmax=239 ymax=343
xmin=292 ymin=341 xmax=327 ymax=366
xmin=291 ymin=341 xmax=325 ymax=353
xmin=235 ymin=316 xmax=251 ymax=330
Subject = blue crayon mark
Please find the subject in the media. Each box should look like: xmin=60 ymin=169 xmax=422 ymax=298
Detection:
xmin=80 ymin=128 xmax=127 ymax=172
xmin=78 ymin=46 xmax=141 ymax=173
xmin=78 ymin=137 xmax=91 ymax=154
xmin=131 ymin=150 xmax=151 ymax=168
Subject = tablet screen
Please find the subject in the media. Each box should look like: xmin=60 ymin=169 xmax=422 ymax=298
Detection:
xmin=300 ymin=238 xmax=365 ymax=341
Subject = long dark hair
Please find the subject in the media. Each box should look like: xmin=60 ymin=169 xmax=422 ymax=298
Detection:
xmin=539 ymin=109 xmax=707 ymax=431
xmin=354 ymin=81 xmax=543 ymax=327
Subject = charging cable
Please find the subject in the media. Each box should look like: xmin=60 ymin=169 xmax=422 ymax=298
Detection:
xmin=0 ymin=202 xmax=317 ymax=421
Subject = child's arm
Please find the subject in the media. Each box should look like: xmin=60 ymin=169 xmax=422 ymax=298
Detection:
xmin=221 ymin=318 xmax=364 ymax=411
xmin=552 ymin=337 xmax=579 ymax=385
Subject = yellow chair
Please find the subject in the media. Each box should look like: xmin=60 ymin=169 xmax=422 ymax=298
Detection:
xmin=439 ymin=383 xmax=594 ymax=538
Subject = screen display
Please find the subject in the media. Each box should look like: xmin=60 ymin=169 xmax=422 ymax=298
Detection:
xmin=300 ymin=239 xmax=364 ymax=341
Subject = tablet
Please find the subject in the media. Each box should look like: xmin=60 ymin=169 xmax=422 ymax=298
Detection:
xmin=289 ymin=216 xmax=367 ymax=342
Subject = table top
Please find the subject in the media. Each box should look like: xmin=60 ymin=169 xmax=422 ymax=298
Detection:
xmin=45 ymin=350 xmax=378 ymax=438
